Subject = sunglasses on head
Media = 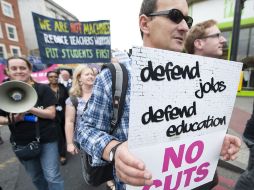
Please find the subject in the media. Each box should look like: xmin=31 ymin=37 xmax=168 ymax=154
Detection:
xmin=148 ymin=9 xmax=193 ymax=29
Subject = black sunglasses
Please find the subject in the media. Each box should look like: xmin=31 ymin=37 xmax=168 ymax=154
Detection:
xmin=148 ymin=9 xmax=193 ymax=29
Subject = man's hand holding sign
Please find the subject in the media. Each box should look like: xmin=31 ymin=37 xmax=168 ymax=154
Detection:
xmin=113 ymin=134 xmax=241 ymax=188
xmin=114 ymin=141 xmax=153 ymax=186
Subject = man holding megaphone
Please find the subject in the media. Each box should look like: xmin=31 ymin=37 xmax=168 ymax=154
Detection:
xmin=0 ymin=56 xmax=64 ymax=190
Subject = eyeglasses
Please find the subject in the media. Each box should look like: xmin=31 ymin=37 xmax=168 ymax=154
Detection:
xmin=148 ymin=9 xmax=193 ymax=29
xmin=201 ymin=33 xmax=223 ymax=39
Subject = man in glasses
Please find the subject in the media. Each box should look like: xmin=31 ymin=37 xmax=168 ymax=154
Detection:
xmin=77 ymin=1 xmax=241 ymax=190
xmin=184 ymin=19 xmax=240 ymax=190
xmin=184 ymin=19 xmax=227 ymax=58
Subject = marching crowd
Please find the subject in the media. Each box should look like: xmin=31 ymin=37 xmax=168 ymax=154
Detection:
xmin=0 ymin=0 xmax=253 ymax=190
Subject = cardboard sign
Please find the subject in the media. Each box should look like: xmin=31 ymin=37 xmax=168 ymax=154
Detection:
xmin=127 ymin=47 xmax=242 ymax=190
xmin=32 ymin=12 xmax=111 ymax=64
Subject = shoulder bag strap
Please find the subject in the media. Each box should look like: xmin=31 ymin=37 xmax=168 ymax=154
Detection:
xmin=102 ymin=63 xmax=128 ymax=134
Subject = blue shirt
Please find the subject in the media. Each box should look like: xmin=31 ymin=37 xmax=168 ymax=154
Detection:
xmin=77 ymin=60 xmax=131 ymax=190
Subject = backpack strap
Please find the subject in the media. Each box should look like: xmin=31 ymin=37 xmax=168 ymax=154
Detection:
xmin=70 ymin=96 xmax=78 ymax=128
xmin=70 ymin=96 xmax=78 ymax=110
xmin=101 ymin=62 xmax=128 ymax=134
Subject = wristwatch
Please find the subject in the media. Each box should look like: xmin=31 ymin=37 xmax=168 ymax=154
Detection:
xmin=109 ymin=142 xmax=123 ymax=162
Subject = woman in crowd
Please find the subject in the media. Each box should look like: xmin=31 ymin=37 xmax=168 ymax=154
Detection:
xmin=65 ymin=65 xmax=114 ymax=189
xmin=65 ymin=65 xmax=95 ymax=155
xmin=47 ymin=70 xmax=69 ymax=165
xmin=0 ymin=56 xmax=64 ymax=190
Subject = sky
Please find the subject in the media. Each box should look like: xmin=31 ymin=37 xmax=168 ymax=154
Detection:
xmin=53 ymin=0 xmax=143 ymax=51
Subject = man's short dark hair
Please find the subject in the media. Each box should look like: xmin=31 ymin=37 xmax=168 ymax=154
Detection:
xmin=184 ymin=19 xmax=217 ymax=54
xmin=139 ymin=0 xmax=157 ymax=38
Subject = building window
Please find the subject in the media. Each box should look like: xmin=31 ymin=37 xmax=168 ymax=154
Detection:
xmin=0 ymin=44 xmax=7 ymax=59
xmin=5 ymin=23 xmax=18 ymax=41
xmin=224 ymin=0 xmax=235 ymax=18
xmin=0 ymin=23 xmax=3 ymax=38
xmin=235 ymin=27 xmax=254 ymax=61
xmin=223 ymin=26 xmax=254 ymax=61
xmin=10 ymin=45 xmax=21 ymax=56
xmin=238 ymin=28 xmax=250 ymax=61
xmin=249 ymin=27 xmax=254 ymax=57
xmin=1 ymin=1 xmax=14 ymax=18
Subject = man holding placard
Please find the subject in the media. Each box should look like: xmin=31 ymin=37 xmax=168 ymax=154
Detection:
xmin=77 ymin=1 xmax=241 ymax=190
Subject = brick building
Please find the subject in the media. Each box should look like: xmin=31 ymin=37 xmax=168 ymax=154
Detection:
xmin=0 ymin=0 xmax=78 ymax=59
xmin=0 ymin=0 xmax=27 ymax=59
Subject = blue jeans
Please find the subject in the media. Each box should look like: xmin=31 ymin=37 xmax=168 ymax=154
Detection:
xmin=20 ymin=141 xmax=64 ymax=190
xmin=234 ymin=137 xmax=254 ymax=190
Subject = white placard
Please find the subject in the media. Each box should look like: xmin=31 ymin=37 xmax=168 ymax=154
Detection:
xmin=112 ymin=50 xmax=130 ymax=63
xmin=127 ymin=46 xmax=243 ymax=190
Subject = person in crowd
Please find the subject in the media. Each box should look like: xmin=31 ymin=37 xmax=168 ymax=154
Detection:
xmin=0 ymin=56 xmax=64 ymax=190
xmin=76 ymin=0 xmax=241 ymax=189
xmin=47 ymin=70 xmax=69 ymax=165
xmin=65 ymin=65 xmax=95 ymax=155
xmin=234 ymin=108 xmax=254 ymax=190
xmin=184 ymin=19 xmax=227 ymax=58
xmin=0 ymin=68 xmax=9 ymax=145
xmin=234 ymin=68 xmax=254 ymax=188
xmin=0 ymin=129 xmax=3 ymax=145
xmin=64 ymin=65 xmax=108 ymax=186
xmin=184 ymin=19 xmax=228 ymax=190
xmin=59 ymin=69 xmax=72 ymax=91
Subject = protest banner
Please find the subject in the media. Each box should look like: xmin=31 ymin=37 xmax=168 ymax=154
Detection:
xmin=127 ymin=46 xmax=243 ymax=190
xmin=0 ymin=64 xmax=5 ymax=83
xmin=31 ymin=64 xmax=58 ymax=83
xmin=32 ymin=12 xmax=111 ymax=64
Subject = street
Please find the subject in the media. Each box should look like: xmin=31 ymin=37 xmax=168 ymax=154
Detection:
xmin=0 ymin=125 xmax=106 ymax=190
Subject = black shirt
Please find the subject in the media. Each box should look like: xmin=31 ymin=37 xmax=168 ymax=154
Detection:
xmin=0 ymin=83 xmax=58 ymax=145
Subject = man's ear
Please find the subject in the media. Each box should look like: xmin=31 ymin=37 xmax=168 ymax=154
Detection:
xmin=139 ymin=14 xmax=151 ymax=36
xmin=194 ymin=39 xmax=204 ymax=50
